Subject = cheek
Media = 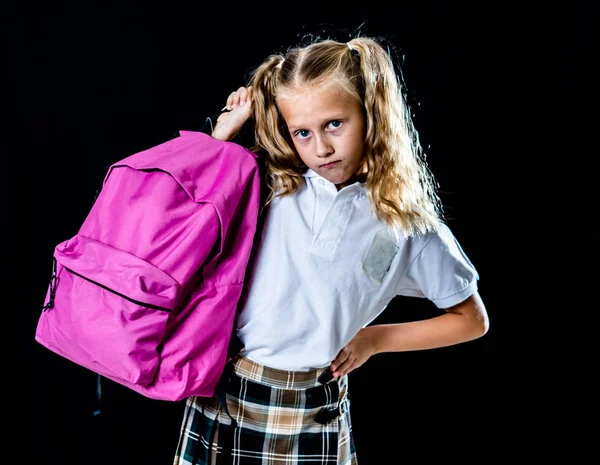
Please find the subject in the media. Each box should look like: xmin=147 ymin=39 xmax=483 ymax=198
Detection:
xmin=293 ymin=146 xmax=312 ymax=166
xmin=347 ymin=139 xmax=365 ymax=162
xmin=282 ymin=137 xmax=304 ymax=164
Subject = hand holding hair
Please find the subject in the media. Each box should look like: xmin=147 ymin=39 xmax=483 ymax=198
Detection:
xmin=211 ymin=86 xmax=253 ymax=141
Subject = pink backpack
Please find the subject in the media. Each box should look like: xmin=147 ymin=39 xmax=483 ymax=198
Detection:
xmin=35 ymin=130 xmax=261 ymax=401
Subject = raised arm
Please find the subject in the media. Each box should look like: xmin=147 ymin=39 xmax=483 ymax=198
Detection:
xmin=211 ymin=86 xmax=254 ymax=142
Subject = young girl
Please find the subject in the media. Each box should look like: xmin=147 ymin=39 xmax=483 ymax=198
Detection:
xmin=173 ymin=35 xmax=489 ymax=465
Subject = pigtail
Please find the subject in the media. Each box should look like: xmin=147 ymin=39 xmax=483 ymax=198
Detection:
xmin=350 ymin=37 xmax=442 ymax=236
xmin=248 ymin=55 xmax=305 ymax=203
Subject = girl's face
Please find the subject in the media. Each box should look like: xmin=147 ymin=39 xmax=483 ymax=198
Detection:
xmin=278 ymin=85 xmax=366 ymax=190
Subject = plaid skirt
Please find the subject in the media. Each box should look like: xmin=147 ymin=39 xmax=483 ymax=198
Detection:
xmin=173 ymin=355 xmax=358 ymax=464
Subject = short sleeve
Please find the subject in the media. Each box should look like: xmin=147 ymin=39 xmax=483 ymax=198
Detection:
xmin=397 ymin=223 xmax=479 ymax=308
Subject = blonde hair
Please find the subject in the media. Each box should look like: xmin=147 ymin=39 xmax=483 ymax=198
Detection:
xmin=248 ymin=36 xmax=443 ymax=237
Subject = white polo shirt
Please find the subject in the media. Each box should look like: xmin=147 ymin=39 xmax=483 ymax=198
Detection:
xmin=236 ymin=169 xmax=479 ymax=371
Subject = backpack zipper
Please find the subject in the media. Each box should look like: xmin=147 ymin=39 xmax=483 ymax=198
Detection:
xmin=42 ymin=259 xmax=172 ymax=313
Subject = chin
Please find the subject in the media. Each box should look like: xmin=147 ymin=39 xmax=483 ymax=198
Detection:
xmin=323 ymin=175 xmax=347 ymax=185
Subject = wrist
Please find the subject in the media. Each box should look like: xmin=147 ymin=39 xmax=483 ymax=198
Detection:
xmin=373 ymin=325 xmax=397 ymax=355
xmin=365 ymin=325 xmax=385 ymax=355
xmin=211 ymin=124 xmax=235 ymax=141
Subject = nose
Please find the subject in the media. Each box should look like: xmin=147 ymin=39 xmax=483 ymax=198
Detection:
xmin=314 ymin=134 xmax=334 ymax=158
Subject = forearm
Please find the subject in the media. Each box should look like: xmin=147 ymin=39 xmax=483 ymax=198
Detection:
xmin=369 ymin=315 xmax=476 ymax=354
xmin=369 ymin=293 xmax=488 ymax=354
xmin=211 ymin=122 xmax=235 ymax=141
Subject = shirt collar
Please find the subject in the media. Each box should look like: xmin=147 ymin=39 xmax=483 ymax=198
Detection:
xmin=303 ymin=168 xmax=366 ymax=191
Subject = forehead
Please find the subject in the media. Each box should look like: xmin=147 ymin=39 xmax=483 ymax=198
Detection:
xmin=277 ymin=85 xmax=359 ymax=127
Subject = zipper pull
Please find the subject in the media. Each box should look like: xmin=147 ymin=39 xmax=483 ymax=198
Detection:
xmin=42 ymin=258 xmax=58 ymax=312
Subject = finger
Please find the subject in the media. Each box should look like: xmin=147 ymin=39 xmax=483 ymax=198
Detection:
xmin=233 ymin=87 xmax=248 ymax=108
xmin=243 ymin=87 xmax=254 ymax=106
xmin=330 ymin=352 xmax=348 ymax=372
xmin=333 ymin=356 xmax=355 ymax=377
xmin=225 ymin=91 xmax=237 ymax=110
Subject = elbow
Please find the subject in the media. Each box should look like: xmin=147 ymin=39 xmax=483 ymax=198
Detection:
xmin=469 ymin=294 xmax=490 ymax=340
xmin=449 ymin=291 xmax=490 ymax=341
xmin=461 ymin=311 xmax=489 ymax=343
xmin=473 ymin=311 xmax=490 ymax=339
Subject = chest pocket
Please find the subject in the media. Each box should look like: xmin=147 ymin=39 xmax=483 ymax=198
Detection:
xmin=362 ymin=230 xmax=399 ymax=286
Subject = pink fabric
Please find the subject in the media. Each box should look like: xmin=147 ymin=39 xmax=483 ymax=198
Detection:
xmin=35 ymin=131 xmax=261 ymax=401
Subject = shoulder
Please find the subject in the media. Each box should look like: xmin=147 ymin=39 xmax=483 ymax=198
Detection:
xmin=402 ymin=223 xmax=479 ymax=308
xmin=410 ymin=223 xmax=466 ymax=260
xmin=411 ymin=222 xmax=477 ymax=275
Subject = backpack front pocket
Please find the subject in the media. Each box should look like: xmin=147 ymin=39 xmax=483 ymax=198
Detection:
xmin=36 ymin=234 xmax=180 ymax=386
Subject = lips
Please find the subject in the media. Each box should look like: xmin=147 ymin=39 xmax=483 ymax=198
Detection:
xmin=320 ymin=161 xmax=340 ymax=169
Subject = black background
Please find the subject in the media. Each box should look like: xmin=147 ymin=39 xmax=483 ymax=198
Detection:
xmin=6 ymin=1 xmax=591 ymax=464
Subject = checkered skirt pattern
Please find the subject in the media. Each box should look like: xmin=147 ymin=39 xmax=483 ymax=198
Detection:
xmin=173 ymin=355 xmax=358 ymax=464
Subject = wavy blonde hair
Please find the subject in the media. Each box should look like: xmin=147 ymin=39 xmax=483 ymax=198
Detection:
xmin=248 ymin=36 xmax=443 ymax=237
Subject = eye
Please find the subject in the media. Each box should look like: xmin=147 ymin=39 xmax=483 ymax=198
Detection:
xmin=295 ymin=129 xmax=311 ymax=139
xmin=327 ymin=120 xmax=342 ymax=130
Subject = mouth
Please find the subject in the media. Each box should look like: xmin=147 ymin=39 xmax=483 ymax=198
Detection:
xmin=320 ymin=160 xmax=340 ymax=169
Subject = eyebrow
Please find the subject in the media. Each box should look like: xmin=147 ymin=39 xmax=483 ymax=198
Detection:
xmin=287 ymin=115 xmax=345 ymax=132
